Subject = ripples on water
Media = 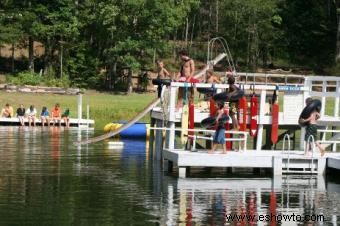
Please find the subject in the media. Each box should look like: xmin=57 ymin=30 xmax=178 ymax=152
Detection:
xmin=0 ymin=127 xmax=339 ymax=225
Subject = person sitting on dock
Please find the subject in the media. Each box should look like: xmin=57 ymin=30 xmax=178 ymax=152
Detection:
xmin=209 ymin=101 xmax=227 ymax=154
xmin=61 ymin=108 xmax=70 ymax=128
xmin=16 ymin=104 xmax=25 ymax=126
xmin=25 ymin=105 xmax=37 ymax=127
xmin=205 ymin=69 xmax=220 ymax=84
xmin=51 ymin=103 xmax=62 ymax=126
xmin=40 ymin=106 xmax=50 ymax=127
xmin=1 ymin=103 xmax=14 ymax=118
xmin=226 ymin=74 xmax=239 ymax=130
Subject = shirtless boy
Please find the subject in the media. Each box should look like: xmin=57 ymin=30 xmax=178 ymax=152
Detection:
xmin=176 ymin=50 xmax=195 ymax=110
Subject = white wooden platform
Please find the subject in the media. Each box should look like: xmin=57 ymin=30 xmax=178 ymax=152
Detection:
xmin=0 ymin=117 xmax=94 ymax=127
xmin=162 ymin=149 xmax=340 ymax=178
xmin=327 ymin=157 xmax=340 ymax=171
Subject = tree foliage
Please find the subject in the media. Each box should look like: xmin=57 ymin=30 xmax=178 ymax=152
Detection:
xmin=0 ymin=0 xmax=338 ymax=89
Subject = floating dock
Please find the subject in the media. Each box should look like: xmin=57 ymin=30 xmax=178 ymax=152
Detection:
xmin=163 ymin=149 xmax=340 ymax=178
xmin=149 ymin=73 xmax=340 ymax=177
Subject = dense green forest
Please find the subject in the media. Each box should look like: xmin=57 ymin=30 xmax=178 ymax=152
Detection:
xmin=0 ymin=0 xmax=338 ymax=89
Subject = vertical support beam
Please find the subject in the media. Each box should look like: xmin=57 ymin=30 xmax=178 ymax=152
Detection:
xmin=272 ymin=156 xmax=282 ymax=175
xmin=272 ymin=175 xmax=282 ymax=190
xmin=301 ymin=79 xmax=311 ymax=150
xmin=77 ymin=93 xmax=82 ymax=122
xmin=321 ymin=80 xmax=326 ymax=116
xmin=155 ymin=120 xmax=164 ymax=161
xmin=163 ymin=159 xmax=169 ymax=172
xmin=149 ymin=117 xmax=156 ymax=155
xmin=169 ymin=86 xmax=177 ymax=150
xmin=256 ymin=90 xmax=266 ymax=151
xmin=178 ymin=167 xmax=186 ymax=178
xmin=334 ymin=81 xmax=339 ymax=117
xmin=317 ymin=158 xmax=326 ymax=175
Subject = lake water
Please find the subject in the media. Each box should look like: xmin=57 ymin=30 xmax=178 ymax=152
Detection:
xmin=0 ymin=127 xmax=339 ymax=225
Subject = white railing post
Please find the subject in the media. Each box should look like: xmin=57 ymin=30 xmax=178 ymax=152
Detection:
xmin=321 ymin=80 xmax=327 ymax=116
xmin=168 ymin=85 xmax=177 ymax=150
xmin=256 ymin=90 xmax=266 ymax=151
xmin=334 ymin=81 xmax=340 ymax=117
xmin=77 ymin=93 xmax=83 ymax=123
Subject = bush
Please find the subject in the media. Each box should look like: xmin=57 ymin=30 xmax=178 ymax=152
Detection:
xmin=7 ymin=71 xmax=42 ymax=86
xmin=7 ymin=70 xmax=71 ymax=88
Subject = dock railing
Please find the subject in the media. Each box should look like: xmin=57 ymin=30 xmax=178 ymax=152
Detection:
xmin=282 ymin=133 xmax=291 ymax=172
xmin=166 ymin=82 xmax=307 ymax=151
xmin=150 ymin=127 xmax=248 ymax=152
xmin=237 ymin=72 xmax=305 ymax=86
xmin=307 ymin=135 xmax=317 ymax=174
xmin=318 ymin=129 xmax=340 ymax=152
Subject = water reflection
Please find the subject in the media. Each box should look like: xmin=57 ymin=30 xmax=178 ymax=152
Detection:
xmin=161 ymin=176 xmax=340 ymax=225
xmin=0 ymin=127 xmax=338 ymax=225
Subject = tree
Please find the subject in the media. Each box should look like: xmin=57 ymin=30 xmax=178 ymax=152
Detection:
xmin=280 ymin=0 xmax=337 ymax=71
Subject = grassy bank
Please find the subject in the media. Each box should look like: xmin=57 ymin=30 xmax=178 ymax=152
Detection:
xmin=0 ymin=91 xmax=156 ymax=130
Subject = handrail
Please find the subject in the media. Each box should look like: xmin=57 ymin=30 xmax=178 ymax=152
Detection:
xmin=169 ymin=82 xmax=308 ymax=91
xmin=306 ymin=135 xmax=316 ymax=174
xmin=150 ymin=127 xmax=248 ymax=151
xmin=282 ymin=134 xmax=291 ymax=172
xmin=207 ymin=37 xmax=236 ymax=77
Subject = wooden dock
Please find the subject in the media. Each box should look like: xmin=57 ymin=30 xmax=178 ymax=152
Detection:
xmin=0 ymin=117 xmax=94 ymax=127
xmin=0 ymin=93 xmax=94 ymax=128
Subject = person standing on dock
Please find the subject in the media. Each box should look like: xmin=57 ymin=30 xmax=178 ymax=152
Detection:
xmin=156 ymin=59 xmax=171 ymax=97
xmin=300 ymin=98 xmax=325 ymax=157
xmin=209 ymin=101 xmax=227 ymax=154
xmin=156 ymin=59 xmax=170 ymax=79
xmin=176 ymin=50 xmax=195 ymax=110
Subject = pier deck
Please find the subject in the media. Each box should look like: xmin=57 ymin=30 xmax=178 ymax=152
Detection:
xmin=0 ymin=117 xmax=94 ymax=127
xmin=163 ymin=149 xmax=340 ymax=178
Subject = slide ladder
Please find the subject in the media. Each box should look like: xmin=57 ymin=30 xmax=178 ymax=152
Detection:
xmin=281 ymin=134 xmax=291 ymax=173
xmin=194 ymin=37 xmax=235 ymax=80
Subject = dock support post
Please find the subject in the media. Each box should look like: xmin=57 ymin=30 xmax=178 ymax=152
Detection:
xmin=149 ymin=118 xmax=156 ymax=155
xmin=168 ymin=86 xmax=177 ymax=150
xmin=301 ymin=79 xmax=311 ymax=150
xmin=272 ymin=157 xmax=282 ymax=175
xmin=163 ymin=160 xmax=173 ymax=172
xmin=317 ymin=158 xmax=326 ymax=175
xmin=179 ymin=167 xmax=186 ymax=178
xmin=77 ymin=93 xmax=83 ymax=125
xmin=155 ymin=119 xmax=164 ymax=161
xmin=256 ymin=90 xmax=266 ymax=151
